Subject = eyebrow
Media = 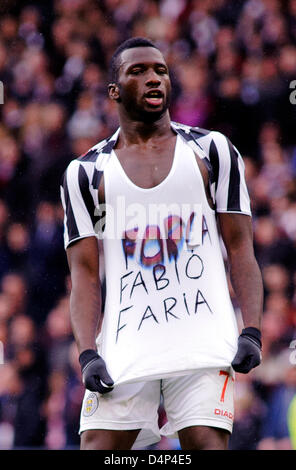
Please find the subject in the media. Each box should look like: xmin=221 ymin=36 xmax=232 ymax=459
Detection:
xmin=124 ymin=62 xmax=168 ymax=71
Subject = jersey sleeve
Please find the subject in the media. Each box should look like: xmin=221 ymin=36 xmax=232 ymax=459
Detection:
xmin=60 ymin=159 xmax=100 ymax=249
xmin=208 ymin=131 xmax=251 ymax=216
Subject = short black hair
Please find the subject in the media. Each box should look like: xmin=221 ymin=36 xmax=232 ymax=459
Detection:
xmin=109 ymin=37 xmax=159 ymax=83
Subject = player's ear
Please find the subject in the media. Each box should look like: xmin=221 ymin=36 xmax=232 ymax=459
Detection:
xmin=108 ymin=83 xmax=120 ymax=101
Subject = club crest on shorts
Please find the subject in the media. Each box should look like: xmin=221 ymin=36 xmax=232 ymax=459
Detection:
xmin=83 ymin=392 xmax=99 ymax=417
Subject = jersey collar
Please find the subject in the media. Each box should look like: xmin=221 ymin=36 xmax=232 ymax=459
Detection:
xmin=94 ymin=121 xmax=207 ymax=172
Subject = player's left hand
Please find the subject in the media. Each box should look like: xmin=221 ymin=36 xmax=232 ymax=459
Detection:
xmin=231 ymin=327 xmax=262 ymax=374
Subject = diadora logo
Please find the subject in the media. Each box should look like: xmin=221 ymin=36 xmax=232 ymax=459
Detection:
xmin=214 ymin=408 xmax=234 ymax=420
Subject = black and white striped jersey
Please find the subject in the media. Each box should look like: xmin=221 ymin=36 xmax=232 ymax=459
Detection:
xmin=60 ymin=122 xmax=251 ymax=249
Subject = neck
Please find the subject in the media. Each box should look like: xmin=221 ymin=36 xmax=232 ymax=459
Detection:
xmin=117 ymin=109 xmax=173 ymax=146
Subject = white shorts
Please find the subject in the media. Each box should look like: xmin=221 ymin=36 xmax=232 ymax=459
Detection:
xmin=79 ymin=367 xmax=235 ymax=449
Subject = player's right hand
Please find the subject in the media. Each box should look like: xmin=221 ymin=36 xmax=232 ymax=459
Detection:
xmin=79 ymin=349 xmax=114 ymax=394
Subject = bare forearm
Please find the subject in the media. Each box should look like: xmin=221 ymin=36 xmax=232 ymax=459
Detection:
xmin=218 ymin=213 xmax=263 ymax=331
xmin=70 ymin=269 xmax=102 ymax=354
xmin=66 ymin=237 xmax=101 ymax=354
xmin=229 ymin=252 xmax=263 ymax=330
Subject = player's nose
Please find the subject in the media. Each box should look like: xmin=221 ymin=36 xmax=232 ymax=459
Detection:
xmin=145 ymin=69 xmax=161 ymax=86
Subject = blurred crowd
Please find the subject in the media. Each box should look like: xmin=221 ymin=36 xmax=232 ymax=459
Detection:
xmin=0 ymin=0 xmax=295 ymax=450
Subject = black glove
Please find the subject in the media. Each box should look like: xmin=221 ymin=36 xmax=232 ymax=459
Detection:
xmin=79 ymin=349 xmax=114 ymax=394
xmin=231 ymin=327 xmax=262 ymax=374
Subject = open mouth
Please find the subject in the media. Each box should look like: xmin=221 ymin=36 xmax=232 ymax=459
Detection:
xmin=144 ymin=90 xmax=163 ymax=107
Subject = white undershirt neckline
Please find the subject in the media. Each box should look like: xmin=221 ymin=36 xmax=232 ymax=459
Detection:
xmin=111 ymin=134 xmax=180 ymax=193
